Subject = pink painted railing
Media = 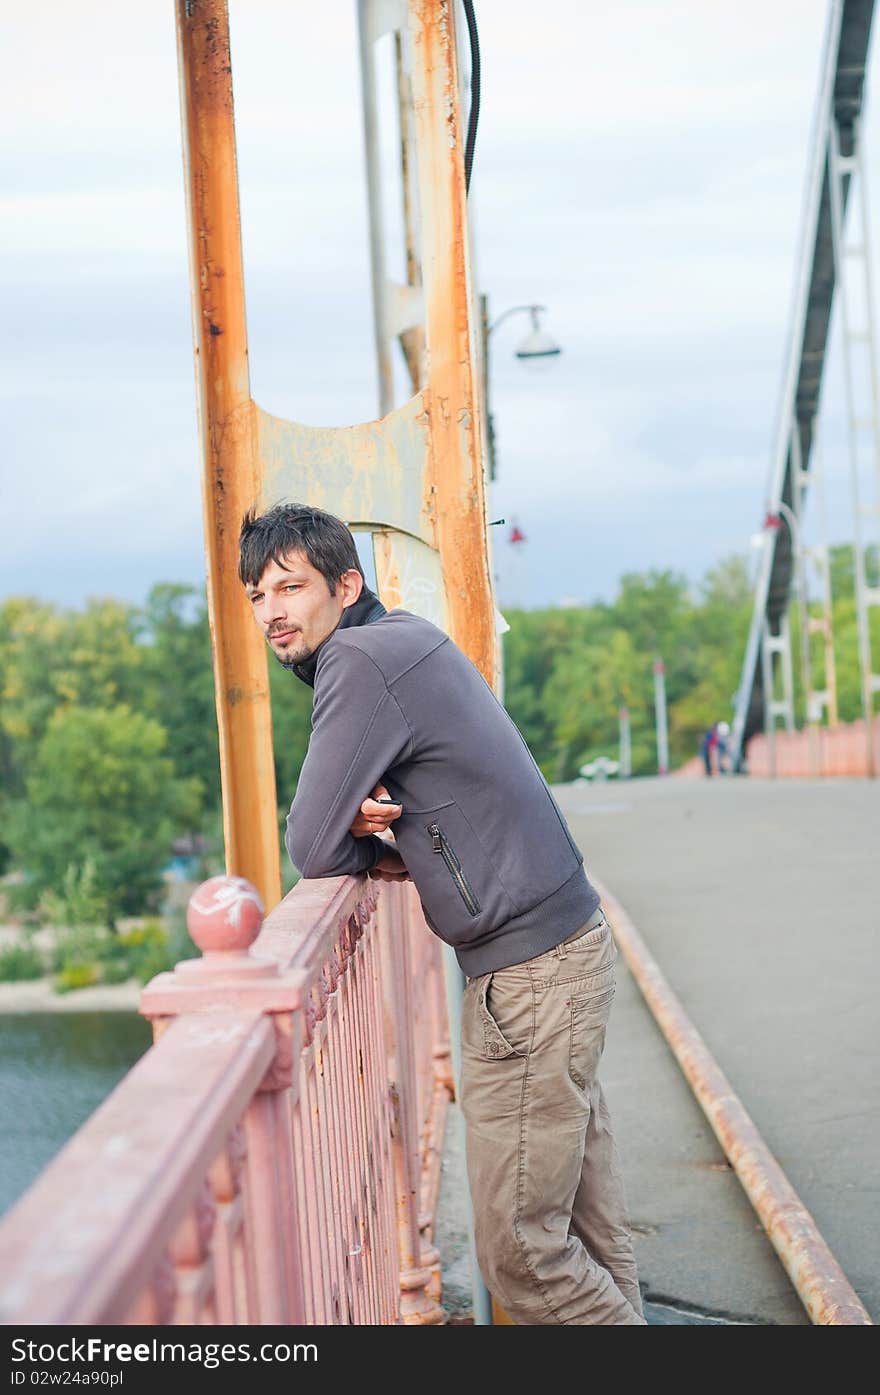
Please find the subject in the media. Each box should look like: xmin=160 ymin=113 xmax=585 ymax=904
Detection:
xmin=674 ymin=755 xmax=708 ymax=778
xmin=0 ymin=873 xmax=453 ymax=1325
xmin=746 ymin=717 xmax=880 ymax=777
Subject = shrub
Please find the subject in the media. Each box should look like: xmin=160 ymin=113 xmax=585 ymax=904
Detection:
xmin=55 ymin=963 xmax=102 ymax=993
xmin=49 ymin=925 xmax=112 ymax=976
xmin=163 ymin=908 xmax=201 ymax=970
xmin=100 ymin=958 xmax=134 ymax=985
xmin=48 ymin=916 xmax=196 ymax=991
xmin=117 ymin=921 xmax=173 ymax=983
xmin=0 ymin=940 xmax=45 ymax=981
xmin=39 ymin=859 xmax=111 ymax=930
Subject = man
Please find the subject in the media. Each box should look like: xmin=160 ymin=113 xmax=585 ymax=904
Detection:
xmin=239 ymin=502 xmax=645 ymax=1326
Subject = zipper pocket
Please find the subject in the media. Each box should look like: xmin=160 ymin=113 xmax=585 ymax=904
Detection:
xmin=427 ymin=823 xmax=481 ymax=916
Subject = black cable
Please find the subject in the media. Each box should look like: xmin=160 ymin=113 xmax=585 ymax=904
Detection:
xmin=462 ymin=0 xmax=480 ymax=194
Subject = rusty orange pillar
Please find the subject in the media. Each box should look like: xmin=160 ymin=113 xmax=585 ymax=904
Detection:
xmin=175 ymin=0 xmax=281 ymax=910
xmin=410 ymin=0 xmax=496 ymax=685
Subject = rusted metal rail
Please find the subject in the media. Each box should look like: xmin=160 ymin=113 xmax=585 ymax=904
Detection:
xmin=0 ymin=875 xmax=452 ymax=1325
xmin=595 ymin=877 xmax=872 ymax=1325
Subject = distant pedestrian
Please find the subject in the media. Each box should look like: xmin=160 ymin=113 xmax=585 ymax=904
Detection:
xmin=716 ymin=721 xmax=730 ymax=775
xmin=699 ymin=722 xmax=718 ymax=777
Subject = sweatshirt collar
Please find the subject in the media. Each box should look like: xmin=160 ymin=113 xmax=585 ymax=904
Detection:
xmin=290 ymin=584 xmax=386 ymax=688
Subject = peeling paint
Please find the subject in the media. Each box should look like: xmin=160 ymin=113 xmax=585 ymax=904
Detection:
xmin=256 ymin=395 xmax=432 ymax=550
xmin=183 ymin=1020 xmax=252 ymax=1047
xmin=103 ymin=1136 xmax=131 ymax=1160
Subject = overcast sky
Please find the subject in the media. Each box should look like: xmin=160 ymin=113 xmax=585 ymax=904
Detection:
xmin=1 ymin=0 xmax=874 ymax=611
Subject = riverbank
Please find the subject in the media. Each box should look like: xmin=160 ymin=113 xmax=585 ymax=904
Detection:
xmin=0 ymin=977 xmax=141 ymax=1013
xmin=0 ymin=907 xmax=192 ymax=1007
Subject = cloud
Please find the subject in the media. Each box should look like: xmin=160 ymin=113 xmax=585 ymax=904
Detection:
xmin=0 ymin=0 xmax=873 ymax=617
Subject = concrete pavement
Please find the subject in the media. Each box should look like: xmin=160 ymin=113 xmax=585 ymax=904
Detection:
xmin=555 ymin=775 xmax=878 ymax=1324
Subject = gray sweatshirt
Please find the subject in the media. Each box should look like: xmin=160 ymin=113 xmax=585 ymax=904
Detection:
xmin=285 ymin=596 xmax=599 ymax=975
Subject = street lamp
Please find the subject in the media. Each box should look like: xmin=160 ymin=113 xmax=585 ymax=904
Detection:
xmin=480 ymin=300 xmax=561 ymax=483
xmin=488 ymin=303 xmax=562 ymax=361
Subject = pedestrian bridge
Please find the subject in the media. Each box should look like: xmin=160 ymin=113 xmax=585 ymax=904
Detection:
xmin=0 ymin=774 xmax=875 ymax=1326
xmin=1 ymin=0 xmax=878 ymax=1329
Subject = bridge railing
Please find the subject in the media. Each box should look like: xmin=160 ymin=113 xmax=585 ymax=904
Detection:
xmin=0 ymin=874 xmax=452 ymax=1326
xmin=746 ymin=717 xmax=880 ymax=777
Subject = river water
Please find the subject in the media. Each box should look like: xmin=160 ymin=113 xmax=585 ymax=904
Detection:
xmin=0 ymin=1012 xmax=152 ymax=1216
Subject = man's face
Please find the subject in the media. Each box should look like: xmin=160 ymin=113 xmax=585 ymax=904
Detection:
xmin=245 ymin=550 xmax=363 ymax=668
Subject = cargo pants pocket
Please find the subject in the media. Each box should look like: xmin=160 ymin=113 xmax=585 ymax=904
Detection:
xmin=478 ymin=971 xmax=530 ymax=1060
xmin=568 ymin=970 xmax=616 ymax=1091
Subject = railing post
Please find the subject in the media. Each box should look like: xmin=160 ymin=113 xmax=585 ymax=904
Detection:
xmin=377 ymin=887 xmax=446 ymax=1324
xmin=140 ymin=875 xmax=307 ymax=1324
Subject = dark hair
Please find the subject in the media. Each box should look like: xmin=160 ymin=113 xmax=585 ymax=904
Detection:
xmin=238 ymin=503 xmax=365 ymax=595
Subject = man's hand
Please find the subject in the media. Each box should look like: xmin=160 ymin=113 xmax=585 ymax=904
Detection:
xmin=369 ymin=848 xmax=411 ymax=882
xmin=350 ymin=783 xmax=403 ymax=838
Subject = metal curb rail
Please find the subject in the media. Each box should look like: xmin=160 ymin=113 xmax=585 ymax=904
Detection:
xmin=594 ymin=877 xmax=872 ymax=1326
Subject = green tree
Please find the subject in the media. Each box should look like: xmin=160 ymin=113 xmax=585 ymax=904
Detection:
xmin=0 ymin=598 xmax=66 ymax=800
xmin=613 ymin=568 xmax=691 ymax=657
xmin=501 ymin=557 xmax=756 ymax=776
xmin=59 ymin=599 xmax=145 ymax=711
xmin=7 ymin=705 xmax=202 ymax=923
xmin=139 ymin=584 xmax=221 ymax=808
xmin=669 ymin=555 xmax=752 ymax=758
xmin=0 ymin=598 xmax=65 ymax=872
xmin=502 ymin=607 xmax=600 ymax=763
xmin=0 ymin=597 xmax=145 ymax=796
xmin=542 ymin=628 xmax=653 ymax=779
xmin=829 ymin=543 xmax=855 ymax=602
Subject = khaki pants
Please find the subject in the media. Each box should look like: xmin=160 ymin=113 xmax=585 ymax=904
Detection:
xmin=460 ymin=910 xmax=646 ymax=1325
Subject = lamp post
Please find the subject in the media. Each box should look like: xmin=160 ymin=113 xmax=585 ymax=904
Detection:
xmin=480 ymin=299 xmax=561 ymax=481
xmin=489 ymin=303 xmax=562 ymax=359
xmin=619 ymin=705 xmax=632 ymax=779
xmin=653 ymin=659 xmax=669 ymax=776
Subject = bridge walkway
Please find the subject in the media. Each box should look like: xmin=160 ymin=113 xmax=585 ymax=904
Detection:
xmin=547 ymin=776 xmax=879 ymax=1324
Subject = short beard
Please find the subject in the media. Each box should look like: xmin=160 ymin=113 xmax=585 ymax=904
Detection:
xmin=271 ymin=642 xmax=313 ymax=671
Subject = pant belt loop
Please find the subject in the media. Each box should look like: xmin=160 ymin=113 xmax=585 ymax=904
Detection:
xmin=555 ymin=938 xmax=567 ymax=960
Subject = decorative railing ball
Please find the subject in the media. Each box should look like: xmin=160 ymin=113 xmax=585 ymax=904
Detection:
xmin=186 ymin=875 xmax=265 ymax=954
